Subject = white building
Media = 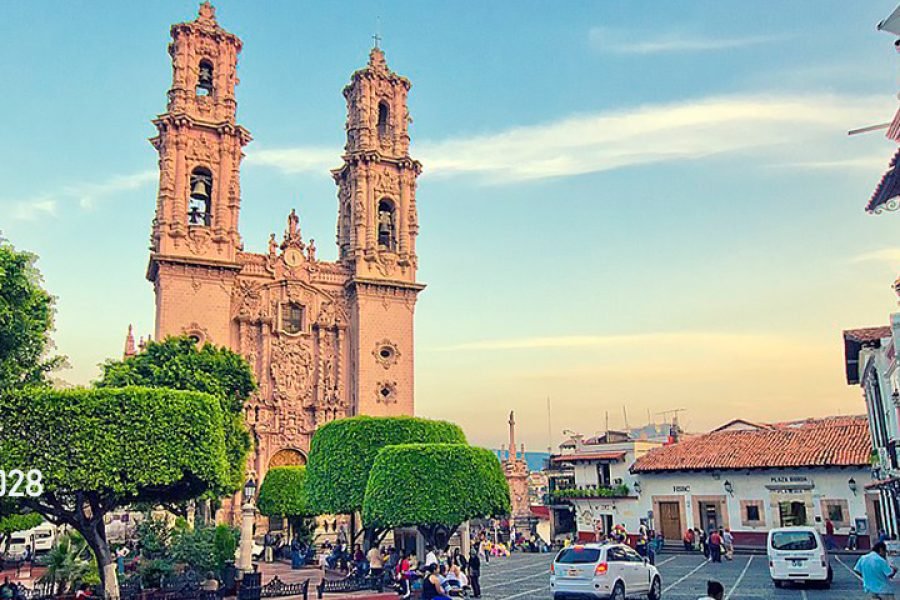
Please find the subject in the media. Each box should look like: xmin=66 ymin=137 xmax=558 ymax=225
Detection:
xmin=843 ymin=324 xmax=900 ymax=539
xmin=549 ymin=417 xmax=876 ymax=549
xmin=631 ymin=417 xmax=876 ymax=548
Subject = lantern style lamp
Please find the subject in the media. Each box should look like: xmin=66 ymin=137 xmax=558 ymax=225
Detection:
xmin=243 ymin=477 xmax=257 ymax=503
xmin=723 ymin=480 xmax=734 ymax=496
xmin=633 ymin=481 xmax=642 ymax=495
xmin=849 ymin=477 xmax=858 ymax=495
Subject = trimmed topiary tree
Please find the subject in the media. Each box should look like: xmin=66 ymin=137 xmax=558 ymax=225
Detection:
xmin=0 ymin=386 xmax=231 ymax=599
xmin=258 ymin=466 xmax=313 ymax=539
xmin=305 ymin=416 xmax=467 ymax=548
xmin=97 ymin=336 xmax=256 ymax=498
xmin=362 ymin=443 xmax=511 ymax=548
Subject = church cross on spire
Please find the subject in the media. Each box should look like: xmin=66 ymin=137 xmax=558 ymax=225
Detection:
xmin=372 ymin=32 xmax=381 ymax=49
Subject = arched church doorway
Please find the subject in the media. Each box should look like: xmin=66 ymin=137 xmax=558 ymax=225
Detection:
xmin=268 ymin=448 xmax=306 ymax=469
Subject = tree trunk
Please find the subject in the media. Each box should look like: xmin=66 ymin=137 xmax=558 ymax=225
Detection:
xmin=82 ymin=519 xmax=119 ymax=600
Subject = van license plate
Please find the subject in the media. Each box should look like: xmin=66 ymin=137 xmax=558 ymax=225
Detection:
xmin=790 ymin=560 xmax=803 ymax=567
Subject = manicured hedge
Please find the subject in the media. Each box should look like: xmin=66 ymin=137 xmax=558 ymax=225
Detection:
xmin=0 ymin=386 xmax=230 ymax=502
xmin=362 ymin=443 xmax=510 ymax=530
xmin=258 ymin=466 xmax=309 ymax=517
xmin=97 ymin=337 xmax=256 ymax=494
xmin=305 ymin=416 xmax=467 ymax=515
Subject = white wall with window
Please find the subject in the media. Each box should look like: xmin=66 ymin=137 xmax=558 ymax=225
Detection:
xmin=631 ymin=467 xmax=876 ymax=548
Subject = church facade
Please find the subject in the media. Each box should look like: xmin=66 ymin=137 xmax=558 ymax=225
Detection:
xmin=144 ymin=3 xmax=423 ymax=493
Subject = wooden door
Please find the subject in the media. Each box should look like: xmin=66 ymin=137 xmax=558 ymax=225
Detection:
xmin=658 ymin=502 xmax=682 ymax=540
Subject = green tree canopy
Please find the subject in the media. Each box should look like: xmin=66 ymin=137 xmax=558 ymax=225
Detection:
xmin=362 ymin=443 xmax=510 ymax=547
xmin=0 ymin=238 xmax=64 ymax=391
xmin=305 ymin=416 xmax=467 ymax=517
xmin=97 ymin=336 xmax=256 ymax=494
xmin=258 ymin=466 xmax=309 ymax=518
xmin=0 ymin=386 xmax=231 ymax=598
xmin=0 ymin=501 xmax=43 ymax=554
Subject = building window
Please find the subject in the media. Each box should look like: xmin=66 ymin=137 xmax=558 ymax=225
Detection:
xmin=377 ymin=101 xmax=390 ymax=137
xmin=377 ymin=199 xmax=396 ymax=251
xmin=197 ymin=59 xmax=214 ymax=96
xmin=821 ymin=499 xmax=850 ymax=527
xmin=740 ymin=500 xmax=765 ymax=527
xmin=188 ymin=167 xmax=212 ymax=226
xmin=746 ymin=505 xmax=760 ymax=521
xmin=596 ymin=463 xmax=611 ymax=487
xmin=282 ymin=303 xmax=303 ymax=334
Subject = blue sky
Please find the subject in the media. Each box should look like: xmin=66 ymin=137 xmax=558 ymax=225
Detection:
xmin=2 ymin=1 xmax=900 ymax=448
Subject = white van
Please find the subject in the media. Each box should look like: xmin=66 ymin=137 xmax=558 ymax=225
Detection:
xmin=767 ymin=526 xmax=832 ymax=589
xmin=5 ymin=523 xmax=59 ymax=559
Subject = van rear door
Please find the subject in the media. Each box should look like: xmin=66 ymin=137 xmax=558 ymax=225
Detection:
xmin=769 ymin=531 xmax=821 ymax=578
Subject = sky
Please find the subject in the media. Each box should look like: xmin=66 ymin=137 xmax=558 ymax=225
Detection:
xmin=2 ymin=1 xmax=900 ymax=450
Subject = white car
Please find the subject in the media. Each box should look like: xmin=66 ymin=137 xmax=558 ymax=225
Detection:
xmin=767 ymin=526 xmax=832 ymax=589
xmin=550 ymin=543 xmax=661 ymax=600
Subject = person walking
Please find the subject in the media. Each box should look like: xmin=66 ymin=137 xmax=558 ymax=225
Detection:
xmin=683 ymin=528 xmax=694 ymax=551
xmin=698 ymin=529 xmax=709 ymax=560
xmin=467 ymin=548 xmax=482 ymax=598
xmin=290 ymin=535 xmax=302 ymax=569
xmin=698 ymin=580 xmax=724 ymax=600
xmin=367 ymin=545 xmax=384 ymax=578
xmin=854 ymin=541 xmax=897 ymax=599
xmin=825 ymin=518 xmax=836 ymax=551
xmin=708 ymin=530 xmax=722 ymax=563
xmin=847 ymin=527 xmax=859 ymax=551
xmin=722 ymin=528 xmax=734 ymax=561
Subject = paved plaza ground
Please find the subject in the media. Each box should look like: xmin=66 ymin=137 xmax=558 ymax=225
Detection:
xmin=478 ymin=550 xmax=871 ymax=600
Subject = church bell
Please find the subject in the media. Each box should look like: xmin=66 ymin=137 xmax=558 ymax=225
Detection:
xmin=190 ymin=180 xmax=209 ymax=201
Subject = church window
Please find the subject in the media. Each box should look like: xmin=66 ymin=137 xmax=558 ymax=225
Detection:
xmin=377 ymin=198 xmax=396 ymax=251
xmin=197 ymin=59 xmax=214 ymax=96
xmin=377 ymin=101 xmax=390 ymax=137
xmin=188 ymin=168 xmax=212 ymax=226
xmin=282 ymin=303 xmax=304 ymax=334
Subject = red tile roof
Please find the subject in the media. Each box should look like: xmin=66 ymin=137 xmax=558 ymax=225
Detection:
xmin=844 ymin=326 xmax=892 ymax=344
xmin=631 ymin=416 xmax=870 ymax=473
xmin=551 ymin=451 xmax=627 ymax=463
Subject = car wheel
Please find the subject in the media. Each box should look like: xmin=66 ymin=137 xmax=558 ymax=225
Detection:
xmin=773 ymin=579 xmax=783 ymax=588
xmin=648 ymin=576 xmax=661 ymax=600
xmin=611 ymin=581 xmax=626 ymax=600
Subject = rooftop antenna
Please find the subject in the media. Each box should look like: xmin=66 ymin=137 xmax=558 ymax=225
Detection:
xmin=546 ymin=396 xmax=552 ymax=454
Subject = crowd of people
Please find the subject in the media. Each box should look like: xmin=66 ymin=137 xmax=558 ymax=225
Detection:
xmin=682 ymin=527 xmax=734 ymax=562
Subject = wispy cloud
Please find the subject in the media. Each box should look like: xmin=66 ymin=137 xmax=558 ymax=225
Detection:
xmin=850 ymin=247 xmax=900 ymax=266
xmin=776 ymin=153 xmax=889 ymax=171
xmin=244 ymin=94 xmax=892 ymax=184
xmin=75 ymin=171 xmax=157 ymax=209
xmin=10 ymin=198 xmax=57 ymax=221
xmin=245 ymin=147 xmax=339 ymax=174
xmin=3 ymin=170 xmax=156 ymax=219
xmin=588 ymin=27 xmax=785 ymax=55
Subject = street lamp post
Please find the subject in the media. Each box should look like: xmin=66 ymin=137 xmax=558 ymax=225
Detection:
xmin=237 ymin=477 xmax=257 ymax=576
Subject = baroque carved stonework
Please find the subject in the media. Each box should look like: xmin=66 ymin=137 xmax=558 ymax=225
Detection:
xmin=372 ymin=339 xmax=400 ymax=369
xmin=270 ymin=337 xmax=313 ymax=403
xmin=375 ymin=380 xmax=398 ymax=404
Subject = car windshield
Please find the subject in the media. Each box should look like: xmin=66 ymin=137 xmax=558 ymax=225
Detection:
xmin=556 ymin=548 xmax=602 ymax=564
xmin=771 ymin=531 xmax=817 ymax=551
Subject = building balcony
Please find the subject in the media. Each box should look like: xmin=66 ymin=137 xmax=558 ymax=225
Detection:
xmin=548 ymin=484 xmax=631 ymax=501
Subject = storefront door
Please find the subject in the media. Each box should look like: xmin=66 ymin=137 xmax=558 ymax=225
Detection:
xmin=779 ymin=501 xmax=807 ymax=526
xmin=700 ymin=502 xmax=720 ymax=532
xmin=659 ymin=502 xmax=682 ymax=540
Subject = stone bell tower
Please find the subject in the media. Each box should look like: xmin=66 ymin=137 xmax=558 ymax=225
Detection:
xmin=147 ymin=2 xmax=251 ymax=343
xmin=332 ymin=46 xmax=424 ymax=417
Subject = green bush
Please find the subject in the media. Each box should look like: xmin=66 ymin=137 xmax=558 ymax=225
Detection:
xmin=362 ymin=443 xmax=510 ymax=532
xmin=306 ymin=416 xmax=467 ymax=516
xmin=98 ymin=336 xmax=256 ymax=495
xmin=258 ymin=466 xmax=309 ymax=517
